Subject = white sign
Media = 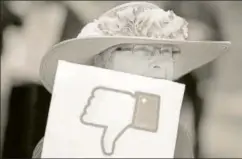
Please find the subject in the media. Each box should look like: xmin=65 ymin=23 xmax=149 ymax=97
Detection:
xmin=41 ymin=60 xmax=185 ymax=158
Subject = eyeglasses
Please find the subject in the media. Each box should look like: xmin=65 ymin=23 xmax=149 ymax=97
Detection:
xmin=114 ymin=44 xmax=181 ymax=57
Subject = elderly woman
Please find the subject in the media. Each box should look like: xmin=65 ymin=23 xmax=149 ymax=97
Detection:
xmin=33 ymin=2 xmax=229 ymax=158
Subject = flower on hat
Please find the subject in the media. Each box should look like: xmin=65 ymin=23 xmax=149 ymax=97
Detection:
xmin=78 ymin=2 xmax=188 ymax=40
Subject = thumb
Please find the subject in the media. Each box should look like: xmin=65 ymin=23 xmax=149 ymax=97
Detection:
xmin=101 ymin=126 xmax=127 ymax=155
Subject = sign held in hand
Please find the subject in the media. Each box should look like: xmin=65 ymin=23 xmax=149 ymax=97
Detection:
xmin=41 ymin=61 xmax=185 ymax=158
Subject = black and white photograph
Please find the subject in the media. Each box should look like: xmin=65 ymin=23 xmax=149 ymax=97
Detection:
xmin=1 ymin=1 xmax=242 ymax=158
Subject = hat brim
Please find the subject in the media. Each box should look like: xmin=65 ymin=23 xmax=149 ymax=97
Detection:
xmin=40 ymin=36 xmax=231 ymax=93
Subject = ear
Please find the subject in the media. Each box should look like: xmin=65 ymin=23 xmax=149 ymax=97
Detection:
xmin=95 ymin=46 xmax=119 ymax=68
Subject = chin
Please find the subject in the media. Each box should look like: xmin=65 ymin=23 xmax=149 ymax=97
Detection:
xmin=142 ymin=71 xmax=174 ymax=81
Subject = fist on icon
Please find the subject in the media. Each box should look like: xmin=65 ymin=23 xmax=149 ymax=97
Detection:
xmin=80 ymin=87 xmax=160 ymax=155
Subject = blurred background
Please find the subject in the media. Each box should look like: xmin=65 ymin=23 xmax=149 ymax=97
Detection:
xmin=1 ymin=1 xmax=242 ymax=158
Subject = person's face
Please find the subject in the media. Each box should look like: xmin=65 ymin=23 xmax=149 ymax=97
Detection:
xmin=102 ymin=44 xmax=176 ymax=80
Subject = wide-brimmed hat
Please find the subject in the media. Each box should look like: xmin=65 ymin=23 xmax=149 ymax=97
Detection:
xmin=40 ymin=2 xmax=231 ymax=93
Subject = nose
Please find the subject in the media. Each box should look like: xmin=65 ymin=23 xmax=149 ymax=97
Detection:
xmin=153 ymin=65 xmax=161 ymax=69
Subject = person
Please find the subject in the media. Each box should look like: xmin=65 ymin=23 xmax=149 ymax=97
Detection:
xmin=33 ymin=2 xmax=230 ymax=158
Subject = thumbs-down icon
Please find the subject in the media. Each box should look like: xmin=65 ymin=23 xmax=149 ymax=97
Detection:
xmin=80 ymin=87 xmax=160 ymax=156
